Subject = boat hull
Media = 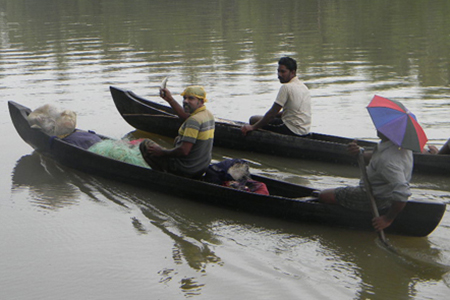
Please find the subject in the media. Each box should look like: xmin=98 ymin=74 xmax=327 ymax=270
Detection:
xmin=109 ymin=86 xmax=450 ymax=175
xmin=9 ymin=100 xmax=446 ymax=237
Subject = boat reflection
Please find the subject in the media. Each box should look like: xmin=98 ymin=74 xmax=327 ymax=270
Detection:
xmin=11 ymin=151 xmax=223 ymax=296
xmin=11 ymin=150 xmax=450 ymax=298
xmin=11 ymin=152 xmax=79 ymax=210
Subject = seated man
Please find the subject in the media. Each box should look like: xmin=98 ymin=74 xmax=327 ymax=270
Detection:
xmin=139 ymin=86 xmax=215 ymax=179
xmin=318 ymin=131 xmax=413 ymax=232
xmin=241 ymin=57 xmax=311 ymax=136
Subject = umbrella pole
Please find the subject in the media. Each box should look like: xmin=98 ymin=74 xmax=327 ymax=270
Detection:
xmin=357 ymin=149 xmax=388 ymax=244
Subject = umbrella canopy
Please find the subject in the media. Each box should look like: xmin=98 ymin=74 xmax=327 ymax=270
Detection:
xmin=367 ymin=95 xmax=428 ymax=152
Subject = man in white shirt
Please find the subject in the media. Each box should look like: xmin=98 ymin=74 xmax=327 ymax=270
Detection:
xmin=241 ymin=57 xmax=311 ymax=136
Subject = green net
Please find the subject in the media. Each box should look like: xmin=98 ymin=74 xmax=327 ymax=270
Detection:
xmin=88 ymin=139 xmax=150 ymax=169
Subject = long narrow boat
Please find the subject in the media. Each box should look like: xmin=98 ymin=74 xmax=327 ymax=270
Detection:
xmin=110 ymin=86 xmax=450 ymax=175
xmin=9 ymin=100 xmax=446 ymax=237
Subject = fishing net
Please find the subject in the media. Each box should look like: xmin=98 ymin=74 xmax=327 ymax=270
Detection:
xmin=88 ymin=139 xmax=150 ymax=169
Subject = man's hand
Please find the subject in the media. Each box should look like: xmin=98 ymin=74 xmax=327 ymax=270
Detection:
xmin=160 ymin=88 xmax=174 ymax=103
xmin=372 ymin=215 xmax=393 ymax=232
xmin=372 ymin=201 xmax=405 ymax=232
xmin=146 ymin=144 xmax=165 ymax=157
xmin=241 ymin=124 xmax=254 ymax=136
xmin=423 ymin=145 xmax=439 ymax=154
xmin=347 ymin=140 xmax=361 ymax=157
xmin=159 ymin=88 xmax=190 ymax=120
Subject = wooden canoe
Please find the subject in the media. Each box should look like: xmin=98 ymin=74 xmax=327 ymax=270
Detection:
xmin=9 ymin=100 xmax=446 ymax=237
xmin=109 ymin=86 xmax=450 ymax=175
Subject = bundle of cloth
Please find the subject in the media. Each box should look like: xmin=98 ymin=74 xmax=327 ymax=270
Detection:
xmin=27 ymin=104 xmax=77 ymax=137
xmin=26 ymin=104 xmax=148 ymax=168
xmin=204 ymin=159 xmax=269 ymax=195
xmin=27 ymin=103 xmax=101 ymax=149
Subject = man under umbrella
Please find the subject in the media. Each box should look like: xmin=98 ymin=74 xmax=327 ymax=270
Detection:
xmin=318 ymin=95 xmax=427 ymax=232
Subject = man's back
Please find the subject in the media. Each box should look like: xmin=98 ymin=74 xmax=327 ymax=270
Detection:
xmin=365 ymin=140 xmax=413 ymax=204
xmin=275 ymin=77 xmax=311 ymax=135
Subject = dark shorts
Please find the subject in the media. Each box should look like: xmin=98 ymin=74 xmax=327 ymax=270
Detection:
xmin=335 ymin=186 xmax=391 ymax=211
xmin=262 ymin=118 xmax=295 ymax=135
xmin=139 ymin=139 xmax=204 ymax=179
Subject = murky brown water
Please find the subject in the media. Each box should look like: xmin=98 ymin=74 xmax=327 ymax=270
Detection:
xmin=2 ymin=1 xmax=450 ymax=299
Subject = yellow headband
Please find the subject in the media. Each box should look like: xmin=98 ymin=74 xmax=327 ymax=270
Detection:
xmin=181 ymin=86 xmax=208 ymax=102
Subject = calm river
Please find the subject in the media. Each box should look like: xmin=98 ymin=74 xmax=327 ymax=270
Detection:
xmin=1 ymin=1 xmax=450 ymax=299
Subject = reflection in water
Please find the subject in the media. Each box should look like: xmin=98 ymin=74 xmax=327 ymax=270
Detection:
xmin=211 ymin=216 xmax=450 ymax=300
xmin=11 ymin=152 xmax=79 ymax=209
xmin=10 ymin=149 xmax=450 ymax=298
xmin=354 ymin=238 xmax=450 ymax=299
xmin=140 ymin=206 xmax=223 ymax=272
xmin=11 ymin=151 xmax=223 ymax=296
xmin=2 ymin=0 xmax=450 ymax=89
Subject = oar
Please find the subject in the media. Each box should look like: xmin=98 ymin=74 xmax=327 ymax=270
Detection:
xmin=123 ymin=113 xmax=178 ymax=119
xmin=123 ymin=113 xmax=245 ymax=128
xmin=357 ymin=149 xmax=397 ymax=251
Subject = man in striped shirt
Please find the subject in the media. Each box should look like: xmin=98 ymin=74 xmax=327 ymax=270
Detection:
xmin=241 ymin=57 xmax=311 ymax=136
xmin=139 ymin=86 xmax=215 ymax=179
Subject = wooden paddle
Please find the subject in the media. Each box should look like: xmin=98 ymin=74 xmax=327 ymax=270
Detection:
xmin=123 ymin=113 xmax=246 ymax=128
xmin=123 ymin=113 xmax=178 ymax=119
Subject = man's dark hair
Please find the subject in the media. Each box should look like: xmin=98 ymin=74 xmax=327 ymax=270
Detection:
xmin=278 ymin=57 xmax=297 ymax=72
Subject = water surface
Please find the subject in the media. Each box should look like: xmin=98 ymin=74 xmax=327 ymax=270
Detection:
xmin=1 ymin=1 xmax=450 ymax=299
